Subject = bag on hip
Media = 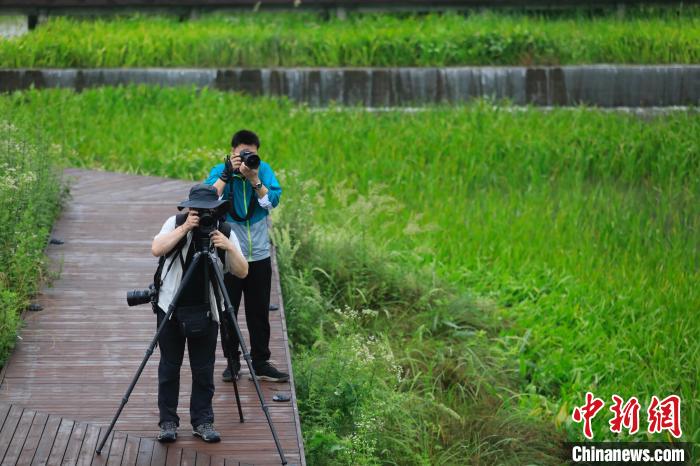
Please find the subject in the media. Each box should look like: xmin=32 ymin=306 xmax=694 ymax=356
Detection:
xmin=175 ymin=304 xmax=211 ymax=338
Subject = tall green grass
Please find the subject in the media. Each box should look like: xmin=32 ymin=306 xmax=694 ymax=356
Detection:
xmin=0 ymin=121 xmax=64 ymax=366
xmin=1 ymin=9 xmax=700 ymax=67
xmin=274 ymin=190 xmax=564 ymax=464
xmin=2 ymin=87 xmax=698 ymax=447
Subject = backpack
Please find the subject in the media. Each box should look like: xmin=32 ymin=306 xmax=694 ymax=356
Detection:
xmin=152 ymin=213 xmax=232 ymax=310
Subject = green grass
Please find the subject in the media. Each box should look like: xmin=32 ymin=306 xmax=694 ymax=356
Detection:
xmin=0 ymin=121 xmax=64 ymax=366
xmin=1 ymin=9 xmax=700 ymax=67
xmin=274 ymin=205 xmax=564 ymax=464
xmin=2 ymin=87 xmax=697 ymax=454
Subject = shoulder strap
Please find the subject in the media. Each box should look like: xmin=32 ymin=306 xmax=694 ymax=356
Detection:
xmin=155 ymin=214 xmax=190 ymax=289
xmin=218 ymin=221 xmax=232 ymax=238
xmin=216 ymin=221 xmax=232 ymax=264
xmin=175 ymin=213 xmax=188 ymax=227
xmin=227 ymin=180 xmax=257 ymax=222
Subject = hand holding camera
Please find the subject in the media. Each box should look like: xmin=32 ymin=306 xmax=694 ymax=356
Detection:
xmin=219 ymin=154 xmax=239 ymax=183
xmin=238 ymin=149 xmax=260 ymax=175
xmin=183 ymin=210 xmax=200 ymax=232
xmin=210 ymin=229 xmax=234 ymax=252
xmin=219 ymin=149 xmax=260 ymax=183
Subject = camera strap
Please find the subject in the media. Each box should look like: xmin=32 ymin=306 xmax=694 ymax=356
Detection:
xmin=161 ymin=246 xmax=185 ymax=285
xmin=228 ymin=178 xmax=257 ymax=222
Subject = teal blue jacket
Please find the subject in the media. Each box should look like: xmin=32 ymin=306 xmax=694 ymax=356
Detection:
xmin=204 ymin=161 xmax=282 ymax=225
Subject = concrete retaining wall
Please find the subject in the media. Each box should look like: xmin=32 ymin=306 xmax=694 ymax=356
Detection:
xmin=1 ymin=66 xmax=698 ymax=107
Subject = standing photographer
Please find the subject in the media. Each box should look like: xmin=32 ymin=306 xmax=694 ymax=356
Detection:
xmin=205 ymin=129 xmax=289 ymax=383
xmin=151 ymin=184 xmax=248 ymax=443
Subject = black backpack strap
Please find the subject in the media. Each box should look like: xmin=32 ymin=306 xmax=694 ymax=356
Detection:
xmin=173 ymin=213 xmax=189 ymax=270
xmin=175 ymin=213 xmax=188 ymax=227
xmin=219 ymin=221 xmax=232 ymax=237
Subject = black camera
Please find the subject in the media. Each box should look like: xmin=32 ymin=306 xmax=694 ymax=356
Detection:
xmin=126 ymin=283 xmax=157 ymax=307
xmin=126 ymin=202 xmax=226 ymax=307
xmin=196 ymin=208 xmax=219 ymax=235
xmin=238 ymin=149 xmax=260 ymax=170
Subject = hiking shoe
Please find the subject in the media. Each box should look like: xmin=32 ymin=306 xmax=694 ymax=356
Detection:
xmin=222 ymin=358 xmax=241 ymax=382
xmin=157 ymin=421 xmax=177 ymax=443
xmin=193 ymin=423 xmax=221 ymax=443
xmin=250 ymin=361 xmax=289 ymax=383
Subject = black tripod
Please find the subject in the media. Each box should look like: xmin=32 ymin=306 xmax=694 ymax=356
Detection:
xmin=96 ymin=236 xmax=287 ymax=465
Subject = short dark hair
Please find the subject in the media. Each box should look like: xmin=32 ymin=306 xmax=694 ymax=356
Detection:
xmin=231 ymin=129 xmax=260 ymax=149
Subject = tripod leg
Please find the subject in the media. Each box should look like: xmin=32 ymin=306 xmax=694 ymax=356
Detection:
xmin=207 ymin=254 xmax=287 ymax=465
xmin=212 ymin=269 xmax=245 ymax=423
xmin=219 ymin=316 xmax=245 ymax=423
xmin=231 ymin=364 xmax=244 ymax=423
xmin=96 ymin=252 xmax=206 ymax=455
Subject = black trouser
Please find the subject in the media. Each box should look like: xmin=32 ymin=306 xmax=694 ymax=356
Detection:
xmin=220 ymin=257 xmax=272 ymax=367
xmin=157 ymin=309 xmax=218 ymax=428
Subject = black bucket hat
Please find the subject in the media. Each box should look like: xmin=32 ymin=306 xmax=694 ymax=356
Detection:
xmin=177 ymin=184 xmax=230 ymax=211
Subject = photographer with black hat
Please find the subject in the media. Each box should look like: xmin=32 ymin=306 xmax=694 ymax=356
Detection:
xmin=151 ymin=183 xmax=248 ymax=444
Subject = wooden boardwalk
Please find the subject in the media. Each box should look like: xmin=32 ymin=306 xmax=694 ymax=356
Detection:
xmin=0 ymin=169 xmax=305 ymax=466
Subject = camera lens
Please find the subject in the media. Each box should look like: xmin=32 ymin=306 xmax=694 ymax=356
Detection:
xmin=246 ymin=154 xmax=260 ymax=170
xmin=239 ymin=150 xmax=261 ymax=170
xmin=126 ymin=288 xmax=154 ymax=306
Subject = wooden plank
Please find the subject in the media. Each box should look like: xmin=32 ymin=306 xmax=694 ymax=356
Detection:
xmin=195 ymin=451 xmax=211 ymax=466
xmin=209 ymin=456 xmax=225 ymax=466
xmin=164 ymin=445 xmax=181 ymax=466
xmin=61 ymin=421 xmax=88 ymax=464
xmin=30 ymin=414 xmax=62 ymax=466
xmin=0 ymin=404 xmax=12 ymax=431
xmin=180 ymin=448 xmax=196 ymax=466
xmin=105 ymin=432 xmax=127 ymax=466
xmin=120 ymin=435 xmax=141 ymax=466
xmin=134 ymin=437 xmax=154 ymax=466
xmin=15 ymin=411 xmax=48 ymax=465
xmin=75 ymin=423 xmax=101 ymax=466
xmin=0 ymin=405 xmax=24 ymax=461
xmin=46 ymin=419 xmax=76 ymax=466
xmin=148 ymin=441 xmax=168 ymax=466
xmin=2 ymin=408 xmax=36 ymax=465
xmin=89 ymin=428 xmax=110 ymax=466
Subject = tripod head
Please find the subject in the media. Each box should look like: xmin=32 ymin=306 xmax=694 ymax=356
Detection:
xmin=195 ymin=233 xmax=214 ymax=254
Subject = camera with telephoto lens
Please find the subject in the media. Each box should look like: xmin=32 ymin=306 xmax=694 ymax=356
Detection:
xmin=126 ymin=283 xmax=157 ymax=307
xmin=238 ymin=149 xmax=260 ymax=170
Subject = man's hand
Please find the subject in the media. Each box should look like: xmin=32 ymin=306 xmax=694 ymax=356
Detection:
xmin=219 ymin=153 xmax=242 ymax=183
xmin=239 ymin=162 xmax=259 ymax=184
xmin=210 ymin=229 xmax=235 ymax=252
xmin=183 ymin=210 xmax=199 ymax=232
